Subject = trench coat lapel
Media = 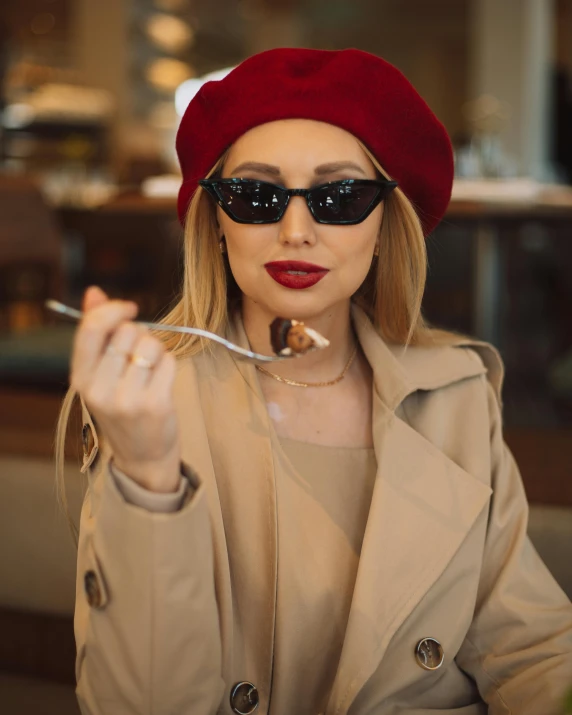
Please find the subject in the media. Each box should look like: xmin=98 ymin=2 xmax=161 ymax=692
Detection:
xmin=326 ymin=307 xmax=493 ymax=715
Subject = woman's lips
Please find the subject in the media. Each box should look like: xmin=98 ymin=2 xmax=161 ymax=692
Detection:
xmin=264 ymin=261 xmax=329 ymax=290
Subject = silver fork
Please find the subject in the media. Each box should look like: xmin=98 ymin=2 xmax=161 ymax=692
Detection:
xmin=45 ymin=299 xmax=303 ymax=363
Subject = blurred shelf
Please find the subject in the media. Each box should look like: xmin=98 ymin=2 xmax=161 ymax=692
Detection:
xmin=52 ymin=184 xmax=572 ymax=220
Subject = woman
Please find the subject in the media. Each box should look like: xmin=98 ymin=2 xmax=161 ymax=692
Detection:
xmin=55 ymin=48 xmax=572 ymax=714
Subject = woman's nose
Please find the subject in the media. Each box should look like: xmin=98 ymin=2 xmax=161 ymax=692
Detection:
xmin=278 ymin=195 xmax=317 ymax=247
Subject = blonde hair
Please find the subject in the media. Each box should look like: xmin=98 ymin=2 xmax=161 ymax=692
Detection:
xmin=55 ymin=141 xmax=469 ymax=544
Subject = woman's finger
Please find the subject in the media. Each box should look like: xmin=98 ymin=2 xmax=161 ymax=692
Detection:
xmin=86 ymin=322 xmax=143 ymax=404
xmin=145 ymin=350 xmax=177 ymax=406
xmin=82 ymin=285 xmax=109 ymax=312
xmin=71 ymin=300 xmax=138 ymax=389
xmin=115 ymin=333 xmax=165 ymax=400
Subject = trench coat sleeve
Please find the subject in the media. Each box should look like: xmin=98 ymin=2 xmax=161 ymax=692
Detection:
xmin=109 ymin=458 xmax=189 ymax=513
xmin=456 ymin=379 xmax=572 ymax=715
xmin=74 ymin=404 xmax=225 ymax=715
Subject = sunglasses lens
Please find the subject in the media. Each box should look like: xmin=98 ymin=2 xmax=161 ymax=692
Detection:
xmin=217 ymin=182 xmax=286 ymax=222
xmin=310 ymin=183 xmax=382 ymax=223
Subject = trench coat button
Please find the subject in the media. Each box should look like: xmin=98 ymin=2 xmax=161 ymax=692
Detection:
xmin=230 ymin=681 xmax=259 ymax=714
xmin=415 ymin=637 xmax=444 ymax=670
xmin=84 ymin=570 xmax=103 ymax=609
xmin=82 ymin=423 xmax=95 ymax=456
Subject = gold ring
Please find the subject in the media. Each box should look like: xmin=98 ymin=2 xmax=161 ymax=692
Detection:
xmin=130 ymin=354 xmax=155 ymax=369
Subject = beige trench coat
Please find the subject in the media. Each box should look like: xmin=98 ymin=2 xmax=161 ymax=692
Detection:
xmin=74 ymin=305 xmax=572 ymax=715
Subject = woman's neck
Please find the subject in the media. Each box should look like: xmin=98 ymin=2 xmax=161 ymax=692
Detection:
xmin=241 ymin=298 xmax=357 ymax=383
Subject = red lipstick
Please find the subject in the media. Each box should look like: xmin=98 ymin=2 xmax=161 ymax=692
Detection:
xmin=264 ymin=261 xmax=329 ymax=290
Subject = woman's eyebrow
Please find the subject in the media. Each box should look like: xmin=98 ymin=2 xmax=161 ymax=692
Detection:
xmin=230 ymin=161 xmax=281 ymax=176
xmin=314 ymin=161 xmax=367 ymax=175
xmin=229 ymin=160 xmax=368 ymax=177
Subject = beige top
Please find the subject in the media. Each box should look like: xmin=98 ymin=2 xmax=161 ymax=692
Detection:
xmin=273 ymin=437 xmax=377 ymax=714
xmin=111 ymin=436 xmax=377 ymax=714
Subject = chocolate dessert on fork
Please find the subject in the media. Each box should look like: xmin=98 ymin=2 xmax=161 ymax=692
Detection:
xmin=270 ymin=318 xmax=330 ymax=356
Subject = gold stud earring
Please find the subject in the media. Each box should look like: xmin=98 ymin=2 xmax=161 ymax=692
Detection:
xmin=219 ymin=237 xmax=227 ymax=254
xmin=373 ymin=243 xmax=380 ymax=257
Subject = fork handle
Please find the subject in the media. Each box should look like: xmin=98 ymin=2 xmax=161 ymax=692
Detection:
xmin=44 ymin=299 xmax=284 ymax=363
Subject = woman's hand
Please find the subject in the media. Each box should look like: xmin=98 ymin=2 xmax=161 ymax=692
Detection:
xmin=70 ymin=286 xmax=182 ymax=493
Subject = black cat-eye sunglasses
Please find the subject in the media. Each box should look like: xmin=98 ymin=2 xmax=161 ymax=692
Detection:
xmin=198 ymin=177 xmax=398 ymax=225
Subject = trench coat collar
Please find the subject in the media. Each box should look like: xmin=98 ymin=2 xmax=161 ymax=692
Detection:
xmin=217 ymin=304 xmax=493 ymax=714
xmin=350 ymin=303 xmax=501 ymax=410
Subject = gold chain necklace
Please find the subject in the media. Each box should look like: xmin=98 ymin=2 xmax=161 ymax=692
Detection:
xmin=255 ymin=345 xmax=358 ymax=388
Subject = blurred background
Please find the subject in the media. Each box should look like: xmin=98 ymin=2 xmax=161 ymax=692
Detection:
xmin=0 ymin=1 xmax=571 ymax=713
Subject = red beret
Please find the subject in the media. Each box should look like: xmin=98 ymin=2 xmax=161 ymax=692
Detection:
xmin=176 ymin=47 xmax=454 ymax=236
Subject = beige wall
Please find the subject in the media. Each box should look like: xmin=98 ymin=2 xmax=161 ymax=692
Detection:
xmin=470 ymin=0 xmax=555 ymax=178
xmin=71 ymin=0 xmax=133 ymax=167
